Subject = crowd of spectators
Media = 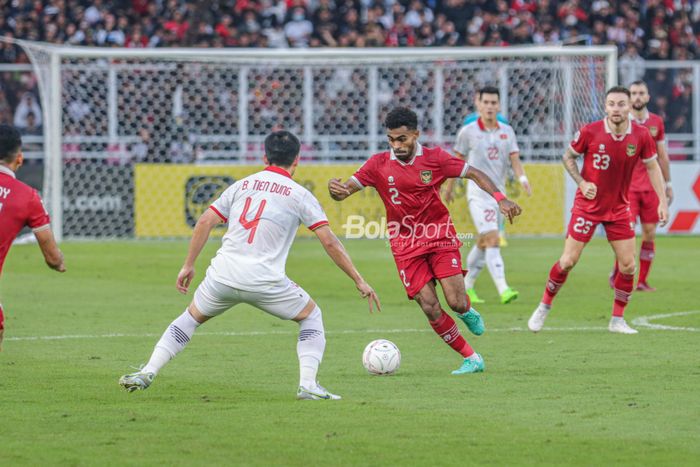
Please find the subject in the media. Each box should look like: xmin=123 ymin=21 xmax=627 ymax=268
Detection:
xmin=0 ymin=0 xmax=698 ymax=160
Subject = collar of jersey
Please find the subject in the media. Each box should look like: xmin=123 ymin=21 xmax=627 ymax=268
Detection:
xmin=629 ymin=109 xmax=649 ymax=124
xmin=604 ymin=117 xmax=632 ymax=141
xmin=477 ymin=117 xmax=501 ymax=132
xmin=264 ymin=165 xmax=292 ymax=178
xmin=390 ymin=142 xmax=423 ymax=166
xmin=0 ymin=164 xmax=16 ymax=178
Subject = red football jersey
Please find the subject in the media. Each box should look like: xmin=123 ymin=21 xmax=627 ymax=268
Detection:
xmin=0 ymin=166 xmax=50 ymax=274
xmin=629 ymin=111 xmax=665 ymax=193
xmin=351 ymin=143 xmax=469 ymax=259
xmin=569 ymin=119 xmax=657 ymax=222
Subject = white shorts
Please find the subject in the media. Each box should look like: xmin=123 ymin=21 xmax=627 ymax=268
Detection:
xmin=193 ymin=274 xmax=311 ymax=320
xmin=468 ymin=194 xmax=500 ymax=235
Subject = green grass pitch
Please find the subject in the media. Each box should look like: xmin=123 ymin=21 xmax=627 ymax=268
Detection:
xmin=1 ymin=236 xmax=699 ymax=465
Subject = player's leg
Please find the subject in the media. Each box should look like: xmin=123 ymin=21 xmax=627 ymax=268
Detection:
xmin=612 ymin=191 xmax=641 ymax=288
xmin=119 ymin=276 xmax=231 ymax=392
xmin=528 ymin=227 xmax=589 ymax=332
xmin=464 ymin=239 xmax=486 ymax=304
xmin=430 ymin=250 xmax=484 ymax=336
xmin=636 ymin=190 xmax=660 ymax=291
xmin=413 ymin=281 xmax=484 ymax=375
xmin=608 ymin=233 xmax=639 ymax=334
xmin=482 ymin=229 xmax=518 ymax=304
xmin=245 ymin=279 xmax=339 ymax=400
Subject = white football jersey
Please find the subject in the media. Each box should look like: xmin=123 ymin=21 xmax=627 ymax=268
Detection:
xmin=453 ymin=119 xmax=519 ymax=198
xmin=207 ymin=166 xmax=328 ymax=291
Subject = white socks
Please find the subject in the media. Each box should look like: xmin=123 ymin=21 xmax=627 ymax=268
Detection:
xmin=143 ymin=309 xmax=201 ymax=375
xmin=464 ymin=245 xmax=486 ymax=289
xmin=297 ymin=306 xmax=326 ymax=388
xmin=485 ymin=247 xmax=509 ymax=294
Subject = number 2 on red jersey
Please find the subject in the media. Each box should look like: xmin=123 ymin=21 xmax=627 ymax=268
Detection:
xmin=239 ymin=197 xmax=267 ymax=244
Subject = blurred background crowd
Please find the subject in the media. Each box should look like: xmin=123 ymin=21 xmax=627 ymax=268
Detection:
xmin=0 ymin=0 xmax=698 ymax=159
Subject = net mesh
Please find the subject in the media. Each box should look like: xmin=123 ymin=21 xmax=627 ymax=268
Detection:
xmin=19 ymin=45 xmax=611 ymax=238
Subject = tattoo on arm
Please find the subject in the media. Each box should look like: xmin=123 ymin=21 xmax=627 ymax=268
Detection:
xmin=562 ymin=148 xmax=584 ymax=185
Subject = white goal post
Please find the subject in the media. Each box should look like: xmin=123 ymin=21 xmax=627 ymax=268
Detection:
xmin=16 ymin=41 xmax=616 ymax=240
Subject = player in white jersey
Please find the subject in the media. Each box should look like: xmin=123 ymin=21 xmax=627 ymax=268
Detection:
xmin=119 ymin=131 xmax=380 ymax=400
xmin=444 ymin=86 xmax=531 ymax=305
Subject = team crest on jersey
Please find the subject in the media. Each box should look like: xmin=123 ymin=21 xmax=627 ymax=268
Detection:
xmin=500 ymin=134 xmax=508 ymax=140
xmin=626 ymin=144 xmax=637 ymax=156
xmin=650 ymin=126 xmax=658 ymax=137
xmin=420 ymin=170 xmax=433 ymax=184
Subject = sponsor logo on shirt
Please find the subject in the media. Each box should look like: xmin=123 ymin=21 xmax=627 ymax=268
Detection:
xmin=500 ymin=134 xmax=508 ymax=140
xmin=420 ymin=170 xmax=433 ymax=184
xmin=388 ymin=175 xmax=395 ymax=185
xmin=626 ymin=144 xmax=637 ymax=157
xmin=599 ymin=144 xmax=605 ymax=151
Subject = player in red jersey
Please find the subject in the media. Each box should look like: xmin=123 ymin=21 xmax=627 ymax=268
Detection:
xmin=328 ymin=107 xmax=522 ymax=374
xmin=609 ymin=80 xmax=673 ymax=291
xmin=528 ymin=87 xmax=668 ymax=335
xmin=0 ymin=125 xmax=65 ymax=350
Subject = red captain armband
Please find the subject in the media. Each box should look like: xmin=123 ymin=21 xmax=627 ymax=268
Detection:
xmin=492 ymin=191 xmax=506 ymax=202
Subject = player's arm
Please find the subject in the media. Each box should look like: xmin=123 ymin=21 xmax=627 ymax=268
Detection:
xmin=176 ymin=209 xmax=223 ymax=294
xmin=644 ymin=158 xmax=669 ymax=227
xmin=313 ymin=225 xmax=381 ymax=312
xmin=509 ymin=151 xmax=532 ymax=196
xmin=34 ymin=227 xmax=65 ymax=272
xmin=562 ymin=146 xmax=596 ymax=200
xmin=656 ymin=140 xmax=673 ymax=205
xmin=464 ymin=166 xmax=522 ymax=223
xmin=442 ymin=150 xmax=465 ymax=204
xmin=328 ymin=177 xmax=362 ymax=201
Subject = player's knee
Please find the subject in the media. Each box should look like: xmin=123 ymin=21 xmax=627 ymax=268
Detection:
xmin=559 ymin=256 xmax=578 ymax=271
xmin=417 ymin=298 xmax=441 ymax=321
xmin=446 ymin=294 xmax=468 ymax=315
xmin=618 ymin=259 xmax=636 ymax=275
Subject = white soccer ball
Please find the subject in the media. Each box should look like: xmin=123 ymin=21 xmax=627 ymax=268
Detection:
xmin=362 ymin=339 xmax=401 ymax=375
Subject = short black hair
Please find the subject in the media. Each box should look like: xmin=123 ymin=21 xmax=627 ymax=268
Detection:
xmin=629 ymin=80 xmax=648 ymax=88
xmin=606 ymin=85 xmax=631 ymax=98
xmin=385 ymin=107 xmax=418 ymax=130
xmin=264 ymin=130 xmax=300 ymax=167
xmin=478 ymin=86 xmax=500 ymax=99
xmin=0 ymin=124 xmax=22 ymax=163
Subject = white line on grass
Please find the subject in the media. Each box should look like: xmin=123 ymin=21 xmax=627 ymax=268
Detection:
xmin=8 ymin=321 xmax=695 ymax=342
xmin=631 ymin=310 xmax=700 ymax=332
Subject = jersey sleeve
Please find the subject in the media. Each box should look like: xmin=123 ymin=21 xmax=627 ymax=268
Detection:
xmin=299 ymin=191 xmax=329 ymax=231
xmin=508 ymin=127 xmax=520 ymax=154
xmin=26 ymin=190 xmax=50 ymax=231
xmin=569 ymin=126 xmax=588 ymax=155
xmin=641 ymin=130 xmax=658 ymax=162
xmin=656 ymin=119 xmax=666 ymax=143
xmin=438 ymin=148 xmax=470 ymax=178
xmin=209 ymin=183 xmax=239 ymax=222
xmin=350 ymin=156 xmax=377 ymax=189
xmin=453 ymin=126 xmax=470 ymax=156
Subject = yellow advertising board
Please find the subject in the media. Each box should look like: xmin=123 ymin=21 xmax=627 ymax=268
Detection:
xmin=134 ymin=163 xmax=564 ymax=238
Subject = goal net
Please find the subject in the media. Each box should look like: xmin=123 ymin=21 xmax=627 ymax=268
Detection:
xmin=18 ymin=43 xmax=616 ymax=240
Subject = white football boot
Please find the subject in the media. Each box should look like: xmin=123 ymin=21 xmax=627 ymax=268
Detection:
xmin=608 ymin=317 xmax=639 ymax=334
xmin=528 ymin=303 xmax=551 ymax=332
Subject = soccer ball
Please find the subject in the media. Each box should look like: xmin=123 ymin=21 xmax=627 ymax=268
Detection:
xmin=362 ymin=339 xmax=401 ymax=375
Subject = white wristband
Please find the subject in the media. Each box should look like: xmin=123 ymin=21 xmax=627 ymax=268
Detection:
xmin=665 ymin=181 xmax=672 ymax=188
xmin=519 ymin=175 xmax=529 ymax=184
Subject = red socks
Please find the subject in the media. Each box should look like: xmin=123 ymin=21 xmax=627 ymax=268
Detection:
xmin=613 ymin=272 xmax=634 ymax=317
xmin=429 ymin=311 xmax=473 ymax=358
xmin=638 ymin=241 xmax=655 ymax=284
xmin=0 ymin=304 xmax=4 ymax=330
xmin=542 ymin=261 xmax=569 ymax=306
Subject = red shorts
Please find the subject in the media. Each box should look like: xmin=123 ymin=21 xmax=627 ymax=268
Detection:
xmin=629 ymin=190 xmax=659 ymax=225
xmin=394 ymin=250 xmax=463 ymax=299
xmin=567 ymin=213 xmax=634 ymax=243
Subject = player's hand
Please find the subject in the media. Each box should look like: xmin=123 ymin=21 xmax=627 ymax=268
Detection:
xmin=328 ymin=178 xmax=350 ymax=200
xmin=356 ymin=281 xmax=381 ymax=313
xmin=578 ymin=181 xmax=597 ymax=200
xmin=442 ymin=187 xmax=454 ymax=204
xmin=657 ymin=203 xmax=669 ymax=227
xmin=176 ymin=265 xmax=195 ymax=294
xmin=498 ymin=199 xmax=522 ymax=224
xmin=665 ymin=185 xmax=674 ymax=206
xmin=54 ymin=261 xmax=66 ymax=273
xmin=521 ymin=179 xmax=533 ymax=196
